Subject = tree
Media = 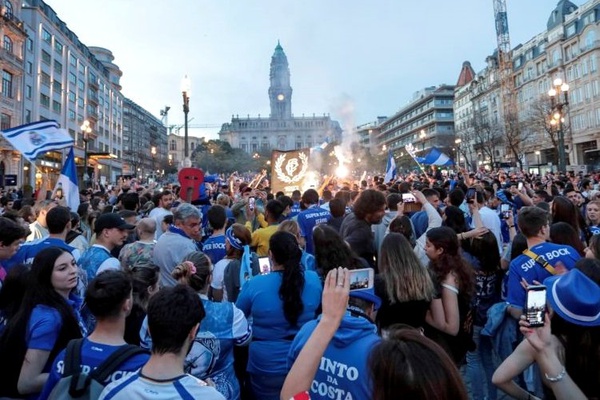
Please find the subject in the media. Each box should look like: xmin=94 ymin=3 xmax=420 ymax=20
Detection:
xmin=522 ymin=96 xmax=567 ymax=166
xmin=470 ymin=109 xmax=504 ymax=167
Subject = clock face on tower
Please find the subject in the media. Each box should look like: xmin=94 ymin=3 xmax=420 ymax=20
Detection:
xmin=277 ymin=94 xmax=285 ymax=101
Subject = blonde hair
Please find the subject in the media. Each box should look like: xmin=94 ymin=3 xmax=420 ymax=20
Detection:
xmin=278 ymin=219 xmax=301 ymax=239
xmin=380 ymin=233 xmax=434 ymax=303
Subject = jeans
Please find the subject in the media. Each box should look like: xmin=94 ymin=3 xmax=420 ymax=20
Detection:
xmin=249 ymin=373 xmax=286 ymax=400
xmin=466 ymin=325 xmax=497 ymax=400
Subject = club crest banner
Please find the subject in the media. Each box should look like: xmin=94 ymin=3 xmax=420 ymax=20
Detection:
xmin=271 ymin=148 xmax=309 ymax=195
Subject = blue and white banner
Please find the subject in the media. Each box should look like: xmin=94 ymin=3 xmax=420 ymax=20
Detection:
xmin=1 ymin=120 xmax=74 ymax=163
xmin=415 ymin=147 xmax=454 ymax=166
xmin=55 ymin=147 xmax=80 ymax=211
xmin=384 ymin=150 xmax=396 ymax=183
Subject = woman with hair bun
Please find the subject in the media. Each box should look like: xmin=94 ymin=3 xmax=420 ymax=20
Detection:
xmin=236 ymin=231 xmax=322 ymax=400
xmin=141 ymin=251 xmax=251 ymax=400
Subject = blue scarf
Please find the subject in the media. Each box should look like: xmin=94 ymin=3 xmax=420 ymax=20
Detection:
xmin=226 ymin=227 xmax=252 ymax=286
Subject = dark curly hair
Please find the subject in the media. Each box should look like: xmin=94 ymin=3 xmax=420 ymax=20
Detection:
xmin=269 ymin=231 xmax=305 ymax=326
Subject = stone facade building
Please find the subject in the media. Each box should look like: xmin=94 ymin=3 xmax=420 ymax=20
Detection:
xmin=219 ymin=42 xmax=342 ymax=153
xmin=455 ymin=0 xmax=600 ymax=172
xmin=0 ymin=0 xmax=27 ymax=186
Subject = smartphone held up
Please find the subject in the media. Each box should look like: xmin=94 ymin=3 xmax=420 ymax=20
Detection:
xmin=349 ymin=268 xmax=375 ymax=291
xmin=525 ymin=285 xmax=547 ymax=327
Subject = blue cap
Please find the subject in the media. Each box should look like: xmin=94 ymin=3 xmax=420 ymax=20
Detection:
xmin=349 ymin=288 xmax=382 ymax=311
xmin=544 ymin=269 xmax=600 ymax=327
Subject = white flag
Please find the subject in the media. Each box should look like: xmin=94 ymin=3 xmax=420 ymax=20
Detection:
xmin=1 ymin=120 xmax=74 ymax=163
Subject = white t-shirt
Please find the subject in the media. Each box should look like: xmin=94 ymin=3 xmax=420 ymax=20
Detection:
xmin=99 ymin=372 xmax=225 ymax=400
xmin=149 ymin=208 xmax=172 ymax=239
xmin=211 ymin=258 xmax=230 ymax=300
xmin=474 ymin=207 xmax=503 ymax=255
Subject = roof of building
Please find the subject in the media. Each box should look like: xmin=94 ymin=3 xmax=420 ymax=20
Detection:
xmin=456 ymin=61 xmax=476 ymax=87
xmin=547 ymin=0 xmax=578 ymax=30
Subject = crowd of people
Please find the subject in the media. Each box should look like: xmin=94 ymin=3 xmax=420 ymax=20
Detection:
xmin=0 ymin=167 xmax=598 ymax=399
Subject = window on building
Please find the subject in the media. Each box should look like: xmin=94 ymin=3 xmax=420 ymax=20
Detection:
xmin=68 ymin=109 xmax=75 ymax=120
xmin=69 ymin=72 xmax=76 ymax=84
xmin=4 ymin=1 xmax=13 ymax=18
xmin=586 ymin=30 xmax=597 ymax=49
xmin=2 ymin=70 xmax=12 ymax=98
xmin=41 ymin=50 xmax=51 ymax=65
xmin=68 ymin=90 xmax=75 ymax=102
xmin=591 ymin=56 xmax=598 ymax=72
xmin=26 ymin=37 xmax=32 ymax=51
xmin=42 ymin=28 xmax=52 ymax=44
xmin=1 ymin=113 xmax=10 ymax=130
xmin=26 ymin=61 xmax=32 ymax=74
xmin=170 ymin=140 xmax=176 ymax=151
xmin=77 ymin=79 xmax=84 ymax=91
xmin=52 ymin=80 xmax=62 ymax=93
xmin=54 ymin=40 xmax=63 ymax=54
xmin=52 ymin=100 xmax=61 ymax=113
xmin=41 ymin=72 xmax=50 ymax=86
xmin=69 ymin=53 xmax=77 ymax=66
xmin=77 ymin=97 xmax=83 ymax=108
xmin=25 ymin=85 xmax=31 ymax=99
xmin=40 ymin=93 xmax=50 ymax=107
xmin=54 ymin=60 xmax=62 ymax=74
xmin=3 ymin=35 xmax=12 ymax=54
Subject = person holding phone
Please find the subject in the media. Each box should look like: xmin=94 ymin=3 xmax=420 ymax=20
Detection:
xmin=492 ymin=267 xmax=600 ymax=400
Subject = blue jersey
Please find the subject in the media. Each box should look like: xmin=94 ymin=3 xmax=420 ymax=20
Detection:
xmin=590 ymin=225 xmax=600 ymax=235
xmin=235 ymin=271 xmax=322 ymax=377
xmin=288 ymin=201 xmax=302 ymax=219
xmin=5 ymin=237 xmax=78 ymax=272
xmin=297 ymin=206 xmax=332 ymax=255
xmin=202 ymin=235 xmax=227 ymax=264
xmin=39 ymin=339 xmax=149 ymax=399
xmin=506 ymin=242 xmax=580 ymax=309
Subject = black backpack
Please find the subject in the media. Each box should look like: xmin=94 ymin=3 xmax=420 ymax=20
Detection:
xmin=48 ymin=339 xmax=148 ymax=400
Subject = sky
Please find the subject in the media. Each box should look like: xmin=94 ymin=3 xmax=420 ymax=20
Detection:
xmin=43 ymin=0 xmax=584 ymax=140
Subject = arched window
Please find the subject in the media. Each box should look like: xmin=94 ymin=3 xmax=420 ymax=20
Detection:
xmin=586 ymin=30 xmax=597 ymax=49
xmin=3 ymin=36 xmax=11 ymax=53
xmin=3 ymin=1 xmax=12 ymax=18
xmin=170 ymin=139 xmax=176 ymax=151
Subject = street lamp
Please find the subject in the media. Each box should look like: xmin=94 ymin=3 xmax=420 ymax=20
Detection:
xmin=151 ymin=146 xmax=157 ymax=180
xmin=80 ymin=120 xmax=92 ymax=187
xmin=548 ymin=78 xmax=569 ymax=173
xmin=181 ymin=75 xmax=191 ymax=168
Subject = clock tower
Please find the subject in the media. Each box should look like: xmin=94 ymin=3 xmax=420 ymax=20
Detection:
xmin=269 ymin=41 xmax=292 ymax=119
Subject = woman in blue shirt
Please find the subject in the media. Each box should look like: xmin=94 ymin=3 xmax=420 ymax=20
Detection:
xmin=0 ymin=246 xmax=84 ymax=398
xmin=236 ymin=231 xmax=322 ymax=400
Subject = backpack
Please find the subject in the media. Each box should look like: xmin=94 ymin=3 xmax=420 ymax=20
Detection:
xmin=48 ymin=339 xmax=148 ymax=400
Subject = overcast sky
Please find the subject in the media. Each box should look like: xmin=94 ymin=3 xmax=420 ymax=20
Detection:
xmin=44 ymin=0 xmax=582 ymax=139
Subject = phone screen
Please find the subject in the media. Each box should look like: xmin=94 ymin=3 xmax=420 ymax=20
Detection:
xmin=349 ymin=268 xmax=374 ymax=291
xmin=518 ymin=182 xmax=524 ymax=191
xmin=402 ymin=193 xmax=416 ymax=203
xmin=258 ymin=257 xmax=271 ymax=275
xmin=500 ymin=204 xmax=509 ymax=212
xmin=525 ymin=286 xmax=546 ymax=327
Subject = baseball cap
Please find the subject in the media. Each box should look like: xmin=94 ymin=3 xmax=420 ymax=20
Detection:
xmin=94 ymin=213 xmax=136 ymax=234
xmin=544 ymin=269 xmax=600 ymax=327
xmin=349 ymin=288 xmax=382 ymax=311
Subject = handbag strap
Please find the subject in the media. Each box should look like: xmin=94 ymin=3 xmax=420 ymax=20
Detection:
xmin=522 ymin=249 xmax=557 ymax=275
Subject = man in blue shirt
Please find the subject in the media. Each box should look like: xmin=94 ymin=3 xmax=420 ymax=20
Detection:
xmin=297 ymin=189 xmax=332 ymax=255
xmin=39 ymin=270 xmax=150 ymax=399
xmin=202 ymin=205 xmax=228 ymax=264
xmin=287 ymin=288 xmax=381 ymax=400
xmin=506 ymin=206 xmax=580 ymax=319
xmin=5 ymin=206 xmax=80 ymax=270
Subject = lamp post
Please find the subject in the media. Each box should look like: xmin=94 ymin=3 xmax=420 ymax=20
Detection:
xmin=181 ymin=75 xmax=191 ymax=168
xmin=151 ymin=146 xmax=157 ymax=181
xmin=80 ymin=120 xmax=92 ymax=187
xmin=548 ymin=78 xmax=569 ymax=173
xmin=454 ymin=138 xmax=462 ymax=170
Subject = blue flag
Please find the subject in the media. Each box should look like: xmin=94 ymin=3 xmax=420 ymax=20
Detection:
xmin=55 ymin=147 xmax=80 ymax=211
xmin=1 ymin=120 xmax=74 ymax=163
xmin=384 ymin=150 xmax=397 ymax=183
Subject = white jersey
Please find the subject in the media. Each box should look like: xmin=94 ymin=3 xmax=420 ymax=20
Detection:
xmin=100 ymin=371 xmax=225 ymax=400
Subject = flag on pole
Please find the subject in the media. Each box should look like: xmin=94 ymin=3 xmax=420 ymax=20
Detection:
xmin=55 ymin=147 xmax=80 ymax=211
xmin=384 ymin=150 xmax=397 ymax=183
xmin=1 ymin=120 xmax=74 ymax=163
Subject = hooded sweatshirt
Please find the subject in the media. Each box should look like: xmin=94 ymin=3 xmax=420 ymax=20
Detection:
xmin=287 ymin=312 xmax=380 ymax=400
